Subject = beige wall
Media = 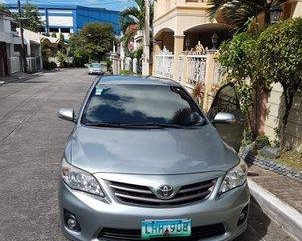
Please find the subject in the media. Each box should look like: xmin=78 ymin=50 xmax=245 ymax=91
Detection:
xmin=263 ymin=1 xmax=302 ymax=151
xmin=265 ymin=83 xmax=302 ymax=151
xmin=153 ymin=1 xmax=214 ymax=37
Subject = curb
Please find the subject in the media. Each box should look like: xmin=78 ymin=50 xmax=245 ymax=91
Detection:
xmin=246 ymin=154 xmax=302 ymax=183
xmin=248 ymin=178 xmax=302 ymax=241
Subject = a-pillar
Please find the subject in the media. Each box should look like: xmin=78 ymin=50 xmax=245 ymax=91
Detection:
xmin=203 ymin=51 xmax=216 ymax=111
xmin=172 ymin=34 xmax=184 ymax=81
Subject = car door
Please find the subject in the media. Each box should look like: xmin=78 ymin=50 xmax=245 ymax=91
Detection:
xmin=207 ymin=83 xmax=245 ymax=152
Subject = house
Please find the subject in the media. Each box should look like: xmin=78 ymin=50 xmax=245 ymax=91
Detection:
xmin=0 ymin=9 xmax=22 ymax=77
xmin=152 ymin=0 xmax=229 ymax=87
xmin=7 ymin=4 xmax=120 ymax=40
xmin=152 ymin=0 xmax=302 ymax=151
xmin=119 ymin=24 xmax=144 ymax=73
xmin=16 ymin=28 xmax=43 ymax=73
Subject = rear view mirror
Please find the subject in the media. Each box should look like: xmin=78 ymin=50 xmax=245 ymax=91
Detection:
xmin=58 ymin=108 xmax=76 ymax=122
xmin=212 ymin=112 xmax=235 ymax=124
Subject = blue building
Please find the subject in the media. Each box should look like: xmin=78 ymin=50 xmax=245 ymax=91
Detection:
xmin=7 ymin=4 xmax=120 ymax=38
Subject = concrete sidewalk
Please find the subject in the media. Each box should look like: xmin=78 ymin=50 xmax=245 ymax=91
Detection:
xmin=0 ymin=72 xmax=39 ymax=85
xmin=248 ymin=166 xmax=302 ymax=241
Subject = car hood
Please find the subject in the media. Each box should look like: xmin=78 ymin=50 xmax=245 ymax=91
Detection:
xmin=65 ymin=125 xmax=239 ymax=175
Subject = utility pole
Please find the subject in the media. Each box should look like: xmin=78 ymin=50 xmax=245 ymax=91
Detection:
xmin=142 ymin=0 xmax=150 ymax=76
xmin=18 ymin=0 xmax=27 ymax=73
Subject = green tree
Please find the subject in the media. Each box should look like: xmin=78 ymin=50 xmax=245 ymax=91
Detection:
xmin=258 ymin=17 xmax=302 ymax=148
xmin=0 ymin=4 xmax=10 ymax=13
xmin=59 ymin=33 xmax=65 ymax=42
xmin=207 ymin=0 xmax=287 ymax=32
xmin=12 ymin=3 xmax=43 ymax=32
xmin=56 ymin=51 xmax=67 ymax=67
xmin=119 ymin=0 xmax=153 ymax=56
xmin=120 ymin=0 xmax=146 ymax=31
xmin=69 ymin=23 xmax=115 ymax=66
xmin=218 ymin=33 xmax=260 ymax=137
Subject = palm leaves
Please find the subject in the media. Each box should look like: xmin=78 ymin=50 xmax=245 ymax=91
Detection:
xmin=120 ymin=0 xmax=146 ymax=32
xmin=207 ymin=0 xmax=288 ymax=32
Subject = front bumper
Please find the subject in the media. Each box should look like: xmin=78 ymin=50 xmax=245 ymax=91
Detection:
xmin=59 ymin=180 xmax=250 ymax=241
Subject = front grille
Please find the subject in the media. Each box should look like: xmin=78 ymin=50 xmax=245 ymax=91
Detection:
xmin=106 ymin=180 xmax=214 ymax=207
xmin=98 ymin=223 xmax=226 ymax=240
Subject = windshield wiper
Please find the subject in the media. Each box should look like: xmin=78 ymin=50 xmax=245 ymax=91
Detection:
xmin=83 ymin=122 xmax=125 ymax=128
xmin=84 ymin=122 xmax=205 ymax=129
xmin=121 ymin=123 xmax=187 ymax=129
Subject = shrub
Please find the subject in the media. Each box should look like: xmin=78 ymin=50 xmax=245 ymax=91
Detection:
xmin=258 ymin=17 xmax=302 ymax=148
xmin=120 ymin=69 xmax=134 ymax=75
xmin=43 ymin=61 xmax=57 ymax=70
xmin=192 ymin=82 xmax=205 ymax=107
xmin=255 ymin=134 xmax=270 ymax=150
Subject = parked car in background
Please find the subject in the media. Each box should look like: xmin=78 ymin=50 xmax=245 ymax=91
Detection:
xmin=58 ymin=76 xmax=249 ymax=241
xmin=88 ymin=63 xmax=103 ymax=75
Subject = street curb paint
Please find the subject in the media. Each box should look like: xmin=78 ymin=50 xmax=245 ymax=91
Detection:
xmin=248 ymin=178 xmax=302 ymax=241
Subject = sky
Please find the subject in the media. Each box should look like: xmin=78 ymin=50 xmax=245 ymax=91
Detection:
xmin=1 ymin=0 xmax=134 ymax=11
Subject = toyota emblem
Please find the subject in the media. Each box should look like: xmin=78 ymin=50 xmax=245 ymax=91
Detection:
xmin=157 ymin=185 xmax=174 ymax=200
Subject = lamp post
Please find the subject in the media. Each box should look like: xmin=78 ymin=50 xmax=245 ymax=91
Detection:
xmin=18 ymin=0 xmax=27 ymax=73
xmin=269 ymin=5 xmax=283 ymax=24
xmin=211 ymin=33 xmax=219 ymax=50
xmin=142 ymin=0 xmax=150 ymax=76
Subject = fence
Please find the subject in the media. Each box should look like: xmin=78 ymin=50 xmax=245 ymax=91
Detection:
xmin=187 ymin=55 xmax=207 ymax=85
xmin=176 ymin=54 xmax=207 ymax=85
xmin=9 ymin=57 xmax=21 ymax=74
xmin=154 ymin=54 xmax=174 ymax=79
xmin=26 ymin=57 xmax=42 ymax=73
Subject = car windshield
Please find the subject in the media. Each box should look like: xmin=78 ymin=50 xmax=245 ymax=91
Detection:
xmin=81 ymin=84 xmax=205 ymax=128
xmin=90 ymin=63 xmax=100 ymax=68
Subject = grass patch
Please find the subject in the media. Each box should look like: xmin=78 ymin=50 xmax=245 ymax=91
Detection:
xmin=275 ymin=151 xmax=302 ymax=171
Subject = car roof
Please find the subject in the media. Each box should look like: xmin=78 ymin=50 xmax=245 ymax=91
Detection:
xmin=97 ymin=75 xmax=180 ymax=87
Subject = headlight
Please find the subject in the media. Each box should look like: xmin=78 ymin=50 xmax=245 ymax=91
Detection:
xmin=219 ymin=161 xmax=248 ymax=194
xmin=61 ymin=159 xmax=104 ymax=197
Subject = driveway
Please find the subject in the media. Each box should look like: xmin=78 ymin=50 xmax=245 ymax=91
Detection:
xmin=0 ymin=69 xmax=294 ymax=241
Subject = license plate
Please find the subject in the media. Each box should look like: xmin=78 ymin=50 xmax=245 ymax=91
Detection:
xmin=141 ymin=219 xmax=191 ymax=239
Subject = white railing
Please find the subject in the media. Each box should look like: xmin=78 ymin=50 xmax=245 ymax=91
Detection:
xmin=187 ymin=55 xmax=207 ymax=85
xmin=155 ymin=54 xmax=174 ymax=79
xmin=26 ymin=57 xmax=42 ymax=73
xmin=9 ymin=57 xmax=21 ymax=74
xmin=177 ymin=55 xmax=184 ymax=82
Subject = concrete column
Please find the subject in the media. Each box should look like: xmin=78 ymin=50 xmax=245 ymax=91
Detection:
xmin=203 ymin=51 xmax=216 ymax=111
xmin=133 ymin=58 xmax=138 ymax=74
xmin=117 ymin=58 xmax=121 ymax=75
xmin=172 ymin=34 xmax=184 ymax=81
xmin=182 ymin=56 xmax=189 ymax=83
xmin=121 ymin=58 xmax=125 ymax=71
xmin=152 ymin=43 xmax=161 ymax=76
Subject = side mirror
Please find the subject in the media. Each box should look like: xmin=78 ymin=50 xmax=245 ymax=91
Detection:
xmin=212 ymin=112 xmax=236 ymax=124
xmin=58 ymin=108 xmax=76 ymax=122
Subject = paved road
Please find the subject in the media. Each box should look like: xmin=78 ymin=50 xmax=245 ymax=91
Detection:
xmin=0 ymin=69 xmax=294 ymax=241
